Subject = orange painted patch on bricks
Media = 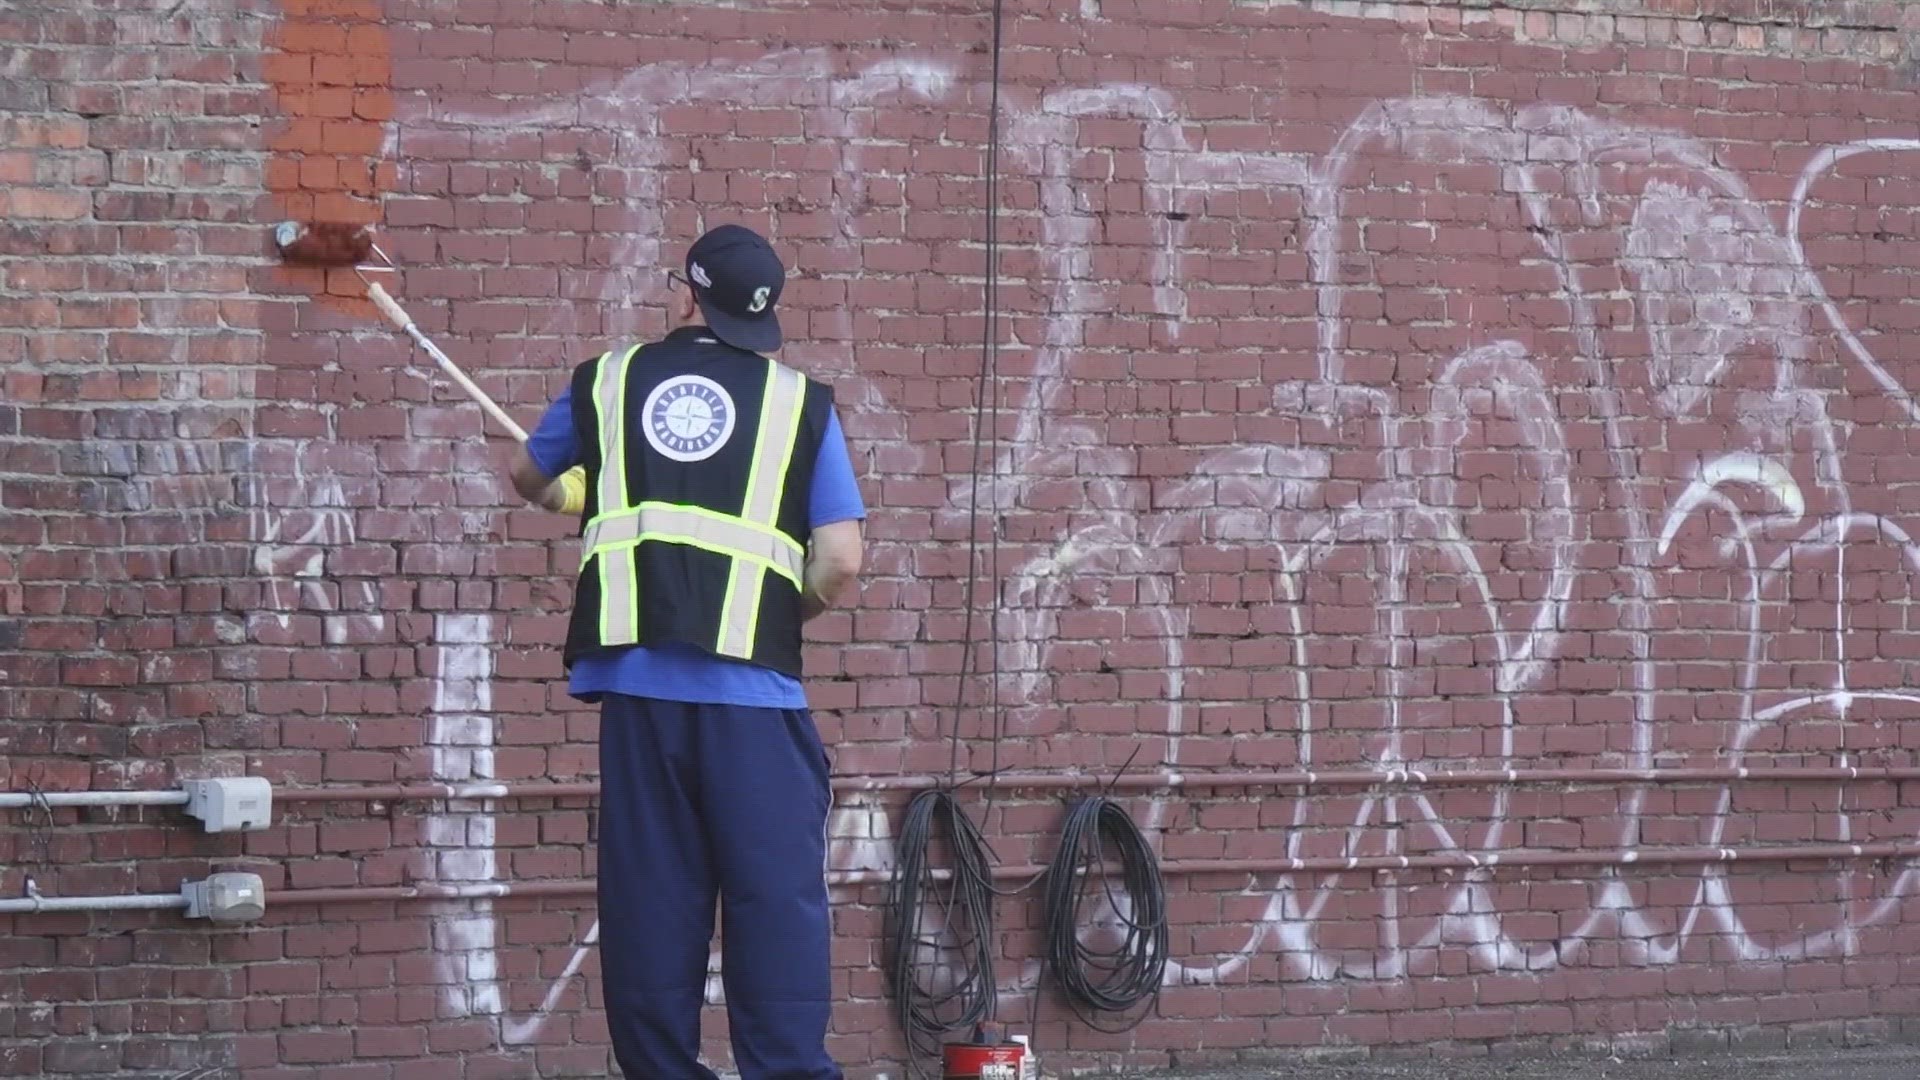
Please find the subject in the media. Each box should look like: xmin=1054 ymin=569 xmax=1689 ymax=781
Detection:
xmin=264 ymin=0 xmax=395 ymax=307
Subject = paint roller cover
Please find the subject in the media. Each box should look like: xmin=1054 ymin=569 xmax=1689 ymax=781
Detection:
xmin=274 ymin=220 xmax=375 ymax=266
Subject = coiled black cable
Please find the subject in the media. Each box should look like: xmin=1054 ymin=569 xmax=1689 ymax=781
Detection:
xmin=1041 ymin=794 xmax=1168 ymax=1032
xmin=882 ymin=787 xmax=1001 ymax=1076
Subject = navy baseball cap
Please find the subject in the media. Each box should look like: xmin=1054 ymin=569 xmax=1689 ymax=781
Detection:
xmin=685 ymin=224 xmax=785 ymax=353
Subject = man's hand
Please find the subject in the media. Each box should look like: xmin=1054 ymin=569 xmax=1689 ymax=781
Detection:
xmin=544 ymin=466 xmax=586 ymax=514
xmin=800 ymin=519 xmax=863 ymax=621
xmin=508 ymin=445 xmax=585 ymax=515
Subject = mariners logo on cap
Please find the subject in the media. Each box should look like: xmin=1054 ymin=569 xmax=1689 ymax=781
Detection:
xmin=642 ymin=375 xmax=735 ymax=462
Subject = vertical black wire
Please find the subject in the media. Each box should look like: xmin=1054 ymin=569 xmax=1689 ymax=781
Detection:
xmin=969 ymin=0 xmax=1009 ymax=1029
xmin=950 ymin=0 xmax=1007 ymax=788
xmin=979 ymin=0 xmax=1007 ymax=805
xmin=889 ymin=2 xmax=1012 ymax=1075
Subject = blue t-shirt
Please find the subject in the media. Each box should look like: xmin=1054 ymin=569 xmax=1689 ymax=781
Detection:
xmin=525 ymin=373 xmax=866 ymax=710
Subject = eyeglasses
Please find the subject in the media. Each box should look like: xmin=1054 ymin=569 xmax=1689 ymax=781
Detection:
xmin=666 ymin=269 xmax=690 ymax=291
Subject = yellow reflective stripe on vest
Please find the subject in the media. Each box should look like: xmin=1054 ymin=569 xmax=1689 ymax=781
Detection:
xmin=744 ymin=363 xmax=808 ymax=523
xmin=591 ymin=344 xmax=644 ymax=647
xmin=581 ymin=502 xmax=804 ymax=584
xmin=715 ymin=361 xmax=809 ymax=659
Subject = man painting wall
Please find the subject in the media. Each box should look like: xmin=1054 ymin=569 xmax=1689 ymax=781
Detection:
xmin=505 ymin=223 xmax=866 ymax=1080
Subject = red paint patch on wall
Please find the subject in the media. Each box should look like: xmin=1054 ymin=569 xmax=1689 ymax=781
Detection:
xmin=262 ymin=0 xmax=394 ymax=305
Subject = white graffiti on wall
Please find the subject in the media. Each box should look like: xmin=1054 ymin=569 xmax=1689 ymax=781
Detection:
xmin=242 ymin=418 xmax=523 ymax=1022
xmin=982 ymin=89 xmax=1920 ymax=983
xmin=979 ymin=91 xmax=1920 ymax=983
xmin=250 ymin=42 xmax=1920 ymax=1050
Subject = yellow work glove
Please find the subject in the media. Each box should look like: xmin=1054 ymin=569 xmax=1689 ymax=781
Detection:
xmin=552 ymin=465 xmax=587 ymax=515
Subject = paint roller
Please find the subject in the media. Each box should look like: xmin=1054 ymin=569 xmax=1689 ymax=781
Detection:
xmin=272 ymin=220 xmax=585 ymax=515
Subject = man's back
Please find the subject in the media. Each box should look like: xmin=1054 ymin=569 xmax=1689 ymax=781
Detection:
xmin=523 ymin=327 xmax=866 ymax=707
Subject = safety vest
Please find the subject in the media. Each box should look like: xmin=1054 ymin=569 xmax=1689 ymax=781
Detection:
xmin=560 ymin=327 xmax=833 ymax=678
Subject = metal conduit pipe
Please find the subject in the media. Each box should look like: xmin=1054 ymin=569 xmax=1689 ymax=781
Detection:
xmin=263 ymin=765 xmax=1920 ymax=805
xmin=9 ymin=766 xmax=1917 ymax=814
xmin=274 ymin=781 xmax=601 ymax=803
xmin=271 ymin=881 xmax=600 ymax=904
xmin=11 ymin=842 xmax=1916 ymax=916
xmin=0 ymin=790 xmax=191 ymax=809
xmin=0 ymin=892 xmax=189 ymax=914
xmin=835 ymin=839 xmax=1920 ymax=884
xmin=250 ymin=839 xmax=1920 ymax=906
xmin=826 ymin=765 xmax=1920 ymax=791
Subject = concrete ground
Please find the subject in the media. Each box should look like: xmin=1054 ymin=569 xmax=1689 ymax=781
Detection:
xmin=1148 ymin=1045 xmax=1920 ymax=1079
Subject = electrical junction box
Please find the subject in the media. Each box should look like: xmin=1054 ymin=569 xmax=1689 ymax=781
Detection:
xmin=182 ymin=872 xmax=266 ymax=923
xmin=183 ymin=776 xmax=273 ymax=833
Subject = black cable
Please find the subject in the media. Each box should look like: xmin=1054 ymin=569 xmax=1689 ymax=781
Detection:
xmin=1041 ymin=793 xmax=1169 ymax=1033
xmin=950 ymin=0 xmax=1008 ymax=786
xmin=885 ymin=0 xmax=1013 ymax=1072
xmin=979 ymin=0 xmax=1006 ymax=785
xmin=882 ymin=788 xmax=1001 ymax=1076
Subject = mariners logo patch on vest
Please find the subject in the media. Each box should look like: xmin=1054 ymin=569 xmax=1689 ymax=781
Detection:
xmin=643 ymin=375 xmax=735 ymax=462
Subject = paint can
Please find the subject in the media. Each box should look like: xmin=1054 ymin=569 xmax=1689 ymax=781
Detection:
xmin=941 ymin=1024 xmax=1027 ymax=1080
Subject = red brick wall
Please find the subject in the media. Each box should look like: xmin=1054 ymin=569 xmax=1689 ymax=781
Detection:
xmin=6 ymin=0 xmax=1920 ymax=1076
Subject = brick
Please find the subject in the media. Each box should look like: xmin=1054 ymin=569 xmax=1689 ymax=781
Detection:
xmin=280 ymin=1030 xmax=354 ymax=1064
xmin=40 ymin=1040 xmax=120 ymax=1074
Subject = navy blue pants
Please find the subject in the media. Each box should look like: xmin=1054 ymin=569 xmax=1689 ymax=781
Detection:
xmin=597 ymin=694 xmax=842 ymax=1080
